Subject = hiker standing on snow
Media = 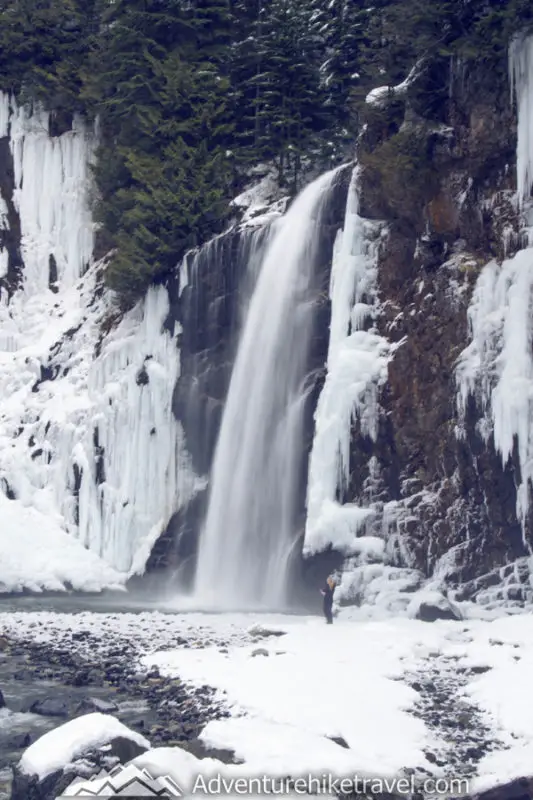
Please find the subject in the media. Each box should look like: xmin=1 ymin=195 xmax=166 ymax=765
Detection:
xmin=320 ymin=576 xmax=336 ymax=624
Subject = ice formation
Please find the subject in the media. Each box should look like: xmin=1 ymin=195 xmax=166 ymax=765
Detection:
xmin=509 ymin=33 xmax=533 ymax=207
xmin=456 ymin=33 xmax=533 ymax=540
xmin=456 ymin=251 xmax=533 ymax=536
xmin=304 ymin=167 xmax=393 ymax=556
xmin=0 ymin=92 xmax=96 ymax=293
xmin=0 ymin=92 xmax=201 ymax=584
xmin=194 ymin=168 xmax=342 ymax=609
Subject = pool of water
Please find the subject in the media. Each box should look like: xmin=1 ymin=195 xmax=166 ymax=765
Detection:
xmin=0 ymin=590 xmax=314 ymax=617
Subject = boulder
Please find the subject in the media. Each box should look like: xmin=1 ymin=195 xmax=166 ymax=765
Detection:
xmin=75 ymin=696 xmax=119 ymax=715
xmin=408 ymin=591 xmax=463 ymax=622
xmin=11 ymin=713 xmax=150 ymax=800
xmin=468 ymin=776 xmax=533 ymax=800
xmin=26 ymin=697 xmax=70 ymax=718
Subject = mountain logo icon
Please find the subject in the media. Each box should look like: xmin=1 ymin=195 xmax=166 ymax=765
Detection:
xmin=57 ymin=763 xmax=183 ymax=796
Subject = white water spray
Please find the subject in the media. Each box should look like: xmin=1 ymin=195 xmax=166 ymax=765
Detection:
xmin=194 ymin=169 xmax=341 ymax=609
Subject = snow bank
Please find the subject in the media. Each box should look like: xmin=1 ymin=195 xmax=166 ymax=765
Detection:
xmin=0 ymin=491 xmax=125 ymax=592
xmin=231 ymin=170 xmax=287 ymax=226
xmin=143 ymin=617 xmax=441 ymax=778
xmin=19 ymin=712 xmax=149 ymax=780
xmin=305 ymin=167 xmax=394 ymax=557
xmin=456 ymin=615 xmax=533 ymax=790
xmin=365 ymin=64 xmax=420 ymax=108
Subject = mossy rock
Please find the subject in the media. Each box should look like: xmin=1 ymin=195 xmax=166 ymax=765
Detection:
xmin=361 ymin=126 xmax=440 ymax=229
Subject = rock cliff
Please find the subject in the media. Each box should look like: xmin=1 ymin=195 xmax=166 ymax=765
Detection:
xmin=342 ymin=51 xmax=532 ymax=608
xmin=150 ymin=48 xmax=533 ymax=611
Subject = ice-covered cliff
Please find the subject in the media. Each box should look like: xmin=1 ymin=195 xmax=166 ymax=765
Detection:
xmin=301 ymin=35 xmax=533 ymax=612
xmin=0 ymin=93 xmax=202 ymax=592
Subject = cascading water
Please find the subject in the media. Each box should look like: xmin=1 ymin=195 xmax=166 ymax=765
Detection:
xmin=193 ymin=168 xmax=341 ymax=609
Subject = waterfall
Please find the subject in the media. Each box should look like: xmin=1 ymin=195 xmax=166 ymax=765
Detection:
xmin=193 ymin=168 xmax=341 ymax=609
xmin=456 ymin=33 xmax=533 ymax=542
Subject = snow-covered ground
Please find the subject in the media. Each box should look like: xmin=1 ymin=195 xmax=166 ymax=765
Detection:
xmin=2 ymin=606 xmax=533 ymax=796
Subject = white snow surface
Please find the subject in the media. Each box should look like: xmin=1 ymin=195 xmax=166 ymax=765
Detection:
xmin=0 ymin=92 xmax=202 ymax=587
xmin=305 ymin=167 xmax=394 ymax=557
xmin=4 ymin=607 xmax=533 ymax=791
xmin=19 ymin=711 xmax=150 ymax=780
xmin=365 ymin=64 xmax=420 ymax=108
xmin=0 ymin=491 xmax=125 ymax=593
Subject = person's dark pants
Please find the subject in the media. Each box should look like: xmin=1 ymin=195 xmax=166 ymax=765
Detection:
xmin=324 ymin=604 xmax=333 ymax=624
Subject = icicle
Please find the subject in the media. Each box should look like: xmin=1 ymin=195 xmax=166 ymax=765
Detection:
xmin=456 ymin=250 xmax=533 ymax=541
xmin=509 ymin=33 xmax=533 ymax=207
xmin=304 ymin=166 xmax=393 ymax=557
xmin=0 ymin=93 xmax=10 ymax=138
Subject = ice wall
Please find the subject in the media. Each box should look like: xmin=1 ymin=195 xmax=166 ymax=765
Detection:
xmin=0 ymin=92 xmax=95 ymax=293
xmin=0 ymin=92 xmax=201 ymax=580
xmin=456 ymin=250 xmax=533 ymax=539
xmin=456 ymin=33 xmax=533 ymax=542
xmin=304 ymin=167 xmax=393 ymax=557
xmin=509 ymin=33 xmax=533 ymax=208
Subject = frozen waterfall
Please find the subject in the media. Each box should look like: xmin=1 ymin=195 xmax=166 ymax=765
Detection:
xmin=0 ymin=92 xmax=96 ymax=293
xmin=510 ymin=33 xmax=533 ymax=209
xmin=304 ymin=167 xmax=391 ymax=557
xmin=193 ymin=168 xmax=341 ymax=609
xmin=0 ymin=92 xmax=202 ymax=586
xmin=456 ymin=33 xmax=533 ymax=542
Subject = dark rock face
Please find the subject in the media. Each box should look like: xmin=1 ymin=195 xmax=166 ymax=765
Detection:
xmin=26 ymin=697 xmax=70 ymax=718
xmin=0 ymin=135 xmax=23 ymax=294
xmin=467 ymin=776 xmax=533 ymax=800
xmin=342 ymin=54 xmax=533 ymax=604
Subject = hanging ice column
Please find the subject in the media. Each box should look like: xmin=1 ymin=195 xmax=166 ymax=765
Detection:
xmin=509 ymin=33 xmax=533 ymax=212
xmin=194 ymin=168 xmax=341 ymax=609
xmin=456 ymin=33 xmax=533 ymax=540
xmin=304 ymin=166 xmax=392 ymax=557
xmin=0 ymin=92 xmax=96 ymax=294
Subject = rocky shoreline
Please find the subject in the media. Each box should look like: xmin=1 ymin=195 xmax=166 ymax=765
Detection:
xmin=0 ymin=607 xmax=531 ymax=800
xmin=0 ymin=622 xmax=242 ymax=800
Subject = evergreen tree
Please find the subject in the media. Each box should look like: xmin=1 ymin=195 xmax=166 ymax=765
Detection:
xmin=85 ymin=0 xmax=234 ymax=307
